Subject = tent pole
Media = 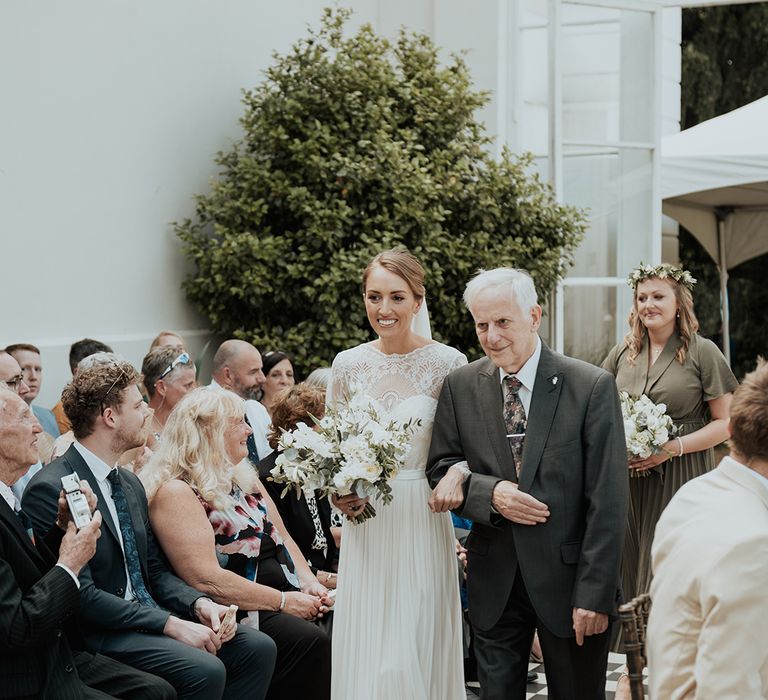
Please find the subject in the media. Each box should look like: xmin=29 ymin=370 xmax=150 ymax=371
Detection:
xmin=717 ymin=216 xmax=731 ymax=366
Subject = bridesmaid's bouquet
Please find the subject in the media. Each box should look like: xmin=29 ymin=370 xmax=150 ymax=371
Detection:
xmin=620 ymin=392 xmax=677 ymax=478
xmin=270 ymin=391 xmax=421 ymax=523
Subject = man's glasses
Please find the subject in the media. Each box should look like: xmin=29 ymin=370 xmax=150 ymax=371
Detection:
xmin=4 ymin=373 xmax=25 ymax=394
xmin=158 ymin=352 xmax=192 ymax=381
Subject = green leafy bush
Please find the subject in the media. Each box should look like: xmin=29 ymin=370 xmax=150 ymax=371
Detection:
xmin=176 ymin=8 xmax=585 ymax=373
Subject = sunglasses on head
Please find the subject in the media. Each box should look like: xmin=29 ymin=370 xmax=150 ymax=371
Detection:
xmin=99 ymin=365 xmax=129 ymax=415
xmin=158 ymin=352 xmax=192 ymax=381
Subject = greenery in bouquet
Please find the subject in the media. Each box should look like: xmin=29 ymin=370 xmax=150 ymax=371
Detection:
xmin=270 ymin=390 xmax=421 ymax=523
xmin=620 ymin=392 xmax=677 ymax=477
xmin=176 ymin=7 xmax=585 ymax=374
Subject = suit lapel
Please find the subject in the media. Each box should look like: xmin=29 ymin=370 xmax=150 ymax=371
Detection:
xmin=518 ymin=345 xmax=564 ymax=492
xmin=62 ymin=445 xmax=120 ymax=544
xmin=0 ymin=498 xmax=46 ymax=568
xmin=476 ymin=358 xmax=517 ymax=482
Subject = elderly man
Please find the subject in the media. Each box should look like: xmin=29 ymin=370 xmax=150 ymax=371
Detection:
xmin=22 ymin=356 xmax=276 ymax=699
xmin=0 ymin=351 xmax=50 ymax=498
xmin=427 ymin=268 xmax=628 ymax=700
xmin=648 ymin=360 xmax=768 ymax=699
xmin=210 ymin=339 xmax=272 ymax=461
xmin=0 ymin=386 xmax=175 ymax=699
xmin=5 ymin=343 xmax=60 ymax=437
xmin=141 ymin=346 xmax=197 ymax=441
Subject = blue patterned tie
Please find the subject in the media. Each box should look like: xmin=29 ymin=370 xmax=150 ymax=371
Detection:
xmin=106 ymin=469 xmax=158 ymax=608
xmin=503 ymin=375 xmax=527 ymax=479
xmin=244 ymin=415 xmax=260 ymax=466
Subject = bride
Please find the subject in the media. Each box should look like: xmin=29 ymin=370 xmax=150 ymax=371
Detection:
xmin=329 ymin=247 xmax=466 ymax=700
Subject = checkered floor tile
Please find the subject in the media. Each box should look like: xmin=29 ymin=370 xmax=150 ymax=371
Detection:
xmin=465 ymin=652 xmax=648 ymax=699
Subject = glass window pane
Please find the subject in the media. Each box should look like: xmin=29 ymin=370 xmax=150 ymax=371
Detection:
xmin=563 ymin=146 xmax=654 ymax=278
xmin=561 ymin=3 xmax=654 ymax=145
xmin=563 ymin=285 xmax=619 ymax=365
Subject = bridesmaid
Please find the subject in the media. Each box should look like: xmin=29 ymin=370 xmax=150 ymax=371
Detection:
xmin=602 ymin=263 xmax=737 ymax=698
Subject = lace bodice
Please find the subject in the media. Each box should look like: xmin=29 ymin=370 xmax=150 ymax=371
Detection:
xmin=330 ymin=343 xmax=467 ymax=471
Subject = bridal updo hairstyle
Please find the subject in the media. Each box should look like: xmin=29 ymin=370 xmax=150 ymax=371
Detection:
xmin=362 ymin=247 xmax=426 ymax=300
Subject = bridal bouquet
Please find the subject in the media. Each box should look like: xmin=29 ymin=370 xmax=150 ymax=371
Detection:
xmin=270 ymin=391 xmax=421 ymax=523
xmin=620 ymin=392 xmax=677 ymax=478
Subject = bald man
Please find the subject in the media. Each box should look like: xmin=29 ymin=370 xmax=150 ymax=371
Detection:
xmin=210 ymin=340 xmax=272 ymax=461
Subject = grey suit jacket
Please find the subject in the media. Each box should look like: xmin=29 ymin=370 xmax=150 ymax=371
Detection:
xmin=22 ymin=445 xmax=203 ymax=647
xmin=427 ymin=343 xmax=628 ymax=637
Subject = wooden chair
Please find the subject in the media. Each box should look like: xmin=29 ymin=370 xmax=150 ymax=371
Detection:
xmin=619 ymin=593 xmax=651 ymax=700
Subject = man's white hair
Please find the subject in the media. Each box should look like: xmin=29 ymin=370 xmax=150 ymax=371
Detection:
xmin=463 ymin=268 xmax=539 ymax=314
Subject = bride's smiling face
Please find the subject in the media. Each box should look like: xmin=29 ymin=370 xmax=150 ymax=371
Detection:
xmin=364 ymin=264 xmax=421 ymax=338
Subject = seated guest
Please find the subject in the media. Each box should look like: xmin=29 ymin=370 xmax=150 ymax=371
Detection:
xmin=52 ymin=338 xmax=113 ymax=435
xmin=210 ymin=339 xmax=271 ymax=461
xmin=304 ymin=367 xmax=331 ymax=390
xmin=258 ymin=352 xmax=296 ymax=418
xmin=22 ymin=357 xmax=276 ymax=700
xmin=5 ymin=343 xmax=60 ymax=437
xmin=648 ymin=359 xmax=768 ymax=699
xmin=0 ymin=386 xmax=175 ymax=700
xmin=140 ymin=386 xmax=332 ymax=700
xmin=141 ymin=346 xmax=197 ymax=445
xmin=0 ymin=351 xmax=51 ymax=497
xmin=258 ymin=384 xmax=338 ymax=585
xmin=150 ymin=331 xmax=188 ymax=352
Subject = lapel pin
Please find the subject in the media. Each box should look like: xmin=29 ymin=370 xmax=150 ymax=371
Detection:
xmin=551 ymin=376 xmax=558 ymax=385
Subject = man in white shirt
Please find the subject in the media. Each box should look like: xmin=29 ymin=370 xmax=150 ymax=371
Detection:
xmin=210 ymin=339 xmax=272 ymax=460
xmin=648 ymin=360 xmax=768 ymax=699
xmin=0 ymin=386 xmax=175 ymax=699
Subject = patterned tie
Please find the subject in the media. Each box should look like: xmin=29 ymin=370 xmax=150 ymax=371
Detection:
xmin=244 ymin=415 xmax=260 ymax=466
xmin=106 ymin=469 xmax=158 ymax=608
xmin=503 ymin=375 xmax=527 ymax=479
xmin=15 ymin=507 xmax=35 ymax=544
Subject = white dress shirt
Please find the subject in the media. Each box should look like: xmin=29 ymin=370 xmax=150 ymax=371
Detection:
xmin=1 ymin=477 xmax=79 ymax=587
xmin=209 ymin=379 xmax=273 ymax=460
xmin=73 ymin=441 xmax=134 ymax=600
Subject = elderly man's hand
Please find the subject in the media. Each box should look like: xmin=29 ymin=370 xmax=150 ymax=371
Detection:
xmin=572 ymin=607 xmax=609 ymax=646
xmin=491 ymin=481 xmax=549 ymax=525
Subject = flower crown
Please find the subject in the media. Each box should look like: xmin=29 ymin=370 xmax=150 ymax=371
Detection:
xmin=627 ymin=263 xmax=697 ymax=291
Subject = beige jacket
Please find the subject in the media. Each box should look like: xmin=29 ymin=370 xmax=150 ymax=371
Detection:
xmin=648 ymin=456 xmax=768 ymax=699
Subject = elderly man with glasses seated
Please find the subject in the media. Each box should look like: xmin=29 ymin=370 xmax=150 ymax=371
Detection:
xmin=0 ymin=350 xmax=55 ymax=498
xmin=141 ymin=346 xmax=197 ymax=446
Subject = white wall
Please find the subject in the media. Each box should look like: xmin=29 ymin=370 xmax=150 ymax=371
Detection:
xmin=1 ymin=0 xmax=679 ymax=404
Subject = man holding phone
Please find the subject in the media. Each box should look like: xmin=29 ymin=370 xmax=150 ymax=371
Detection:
xmin=0 ymin=385 xmax=175 ymax=699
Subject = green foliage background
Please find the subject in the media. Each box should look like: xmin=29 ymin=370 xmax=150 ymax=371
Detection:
xmin=680 ymin=2 xmax=768 ymax=379
xmin=176 ymin=9 xmax=585 ymax=374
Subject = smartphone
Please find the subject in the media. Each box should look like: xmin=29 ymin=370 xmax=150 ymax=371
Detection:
xmin=217 ymin=604 xmax=238 ymax=640
xmin=61 ymin=474 xmax=92 ymax=529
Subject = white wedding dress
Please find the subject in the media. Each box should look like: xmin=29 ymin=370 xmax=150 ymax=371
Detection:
xmin=330 ymin=342 xmax=467 ymax=700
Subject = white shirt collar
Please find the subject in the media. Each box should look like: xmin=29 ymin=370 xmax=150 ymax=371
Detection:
xmin=497 ymin=336 xmax=542 ymax=392
xmin=73 ymin=441 xmax=116 ymax=483
xmin=0 ymin=480 xmax=18 ymax=511
xmin=722 ymin=454 xmax=768 ymax=488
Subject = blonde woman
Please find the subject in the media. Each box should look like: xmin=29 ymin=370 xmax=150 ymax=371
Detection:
xmin=602 ymin=263 xmax=737 ymax=698
xmin=140 ymin=387 xmax=332 ymax=700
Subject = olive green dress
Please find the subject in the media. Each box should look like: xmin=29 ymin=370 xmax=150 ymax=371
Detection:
xmin=602 ymin=332 xmax=738 ymax=604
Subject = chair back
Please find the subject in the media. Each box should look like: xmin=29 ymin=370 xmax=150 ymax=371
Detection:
xmin=619 ymin=592 xmax=651 ymax=700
